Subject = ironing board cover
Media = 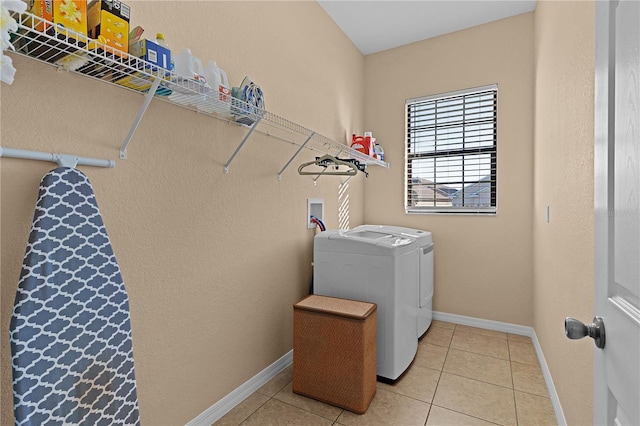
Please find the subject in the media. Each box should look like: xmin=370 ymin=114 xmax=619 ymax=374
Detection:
xmin=10 ymin=167 xmax=140 ymax=425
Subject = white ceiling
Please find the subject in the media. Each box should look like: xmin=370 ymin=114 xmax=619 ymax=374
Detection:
xmin=317 ymin=0 xmax=537 ymax=55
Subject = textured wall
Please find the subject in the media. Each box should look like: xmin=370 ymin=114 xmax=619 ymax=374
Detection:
xmin=363 ymin=13 xmax=535 ymax=326
xmin=0 ymin=2 xmax=365 ymax=424
xmin=532 ymin=1 xmax=595 ymax=425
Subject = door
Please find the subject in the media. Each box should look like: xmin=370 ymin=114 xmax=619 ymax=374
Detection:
xmin=594 ymin=0 xmax=640 ymax=424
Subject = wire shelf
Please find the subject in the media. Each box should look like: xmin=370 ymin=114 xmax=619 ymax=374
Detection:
xmin=8 ymin=12 xmax=389 ymax=175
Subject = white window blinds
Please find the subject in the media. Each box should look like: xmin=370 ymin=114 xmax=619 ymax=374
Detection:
xmin=405 ymin=84 xmax=497 ymax=214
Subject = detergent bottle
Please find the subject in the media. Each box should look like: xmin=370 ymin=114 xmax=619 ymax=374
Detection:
xmin=364 ymin=132 xmax=375 ymax=158
xmin=351 ymin=134 xmax=370 ymax=156
xmin=203 ymin=60 xmax=232 ymax=114
xmin=170 ymin=48 xmax=207 ymax=107
xmin=173 ymin=48 xmax=206 ymax=84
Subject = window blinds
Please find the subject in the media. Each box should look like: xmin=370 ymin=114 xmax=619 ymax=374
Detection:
xmin=405 ymin=84 xmax=497 ymax=214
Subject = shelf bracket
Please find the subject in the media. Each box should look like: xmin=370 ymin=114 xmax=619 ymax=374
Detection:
xmin=224 ymin=117 xmax=262 ymax=173
xmin=120 ymin=77 xmax=162 ymax=160
xmin=277 ymin=132 xmax=315 ymax=181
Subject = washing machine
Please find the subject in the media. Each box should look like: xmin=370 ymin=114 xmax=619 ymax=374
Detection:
xmin=354 ymin=225 xmax=434 ymax=338
xmin=313 ymin=228 xmax=419 ymax=381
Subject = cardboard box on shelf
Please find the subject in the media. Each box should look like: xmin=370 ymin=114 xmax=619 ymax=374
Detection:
xmin=88 ymin=0 xmax=131 ymax=54
xmin=129 ymin=39 xmax=171 ymax=72
xmin=26 ymin=0 xmax=54 ymax=32
xmin=52 ymin=0 xmax=100 ymax=41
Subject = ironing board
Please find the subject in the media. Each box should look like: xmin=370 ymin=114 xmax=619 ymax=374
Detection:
xmin=10 ymin=167 xmax=140 ymax=425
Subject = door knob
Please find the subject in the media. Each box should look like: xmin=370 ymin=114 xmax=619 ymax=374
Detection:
xmin=564 ymin=317 xmax=605 ymax=349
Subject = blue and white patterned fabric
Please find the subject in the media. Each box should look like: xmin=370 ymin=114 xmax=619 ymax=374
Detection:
xmin=10 ymin=167 xmax=140 ymax=425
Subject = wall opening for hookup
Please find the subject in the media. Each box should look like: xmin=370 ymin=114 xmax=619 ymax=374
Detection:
xmin=307 ymin=198 xmax=324 ymax=229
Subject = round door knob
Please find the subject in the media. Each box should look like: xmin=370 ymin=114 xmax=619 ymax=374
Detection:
xmin=564 ymin=317 xmax=605 ymax=349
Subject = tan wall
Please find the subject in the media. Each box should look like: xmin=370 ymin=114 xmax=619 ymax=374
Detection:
xmin=1 ymin=1 xmax=599 ymax=424
xmin=533 ymin=1 xmax=595 ymax=425
xmin=363 ymin=13 xmax=535 ymax=326
xmin=0 ymin=2 xmax=366 ymax=424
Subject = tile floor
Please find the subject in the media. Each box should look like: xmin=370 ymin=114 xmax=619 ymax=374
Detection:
xmin=214 ymin=321 xmax=557 ymax=426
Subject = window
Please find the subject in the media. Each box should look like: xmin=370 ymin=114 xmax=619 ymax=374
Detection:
xmin=405 ymin=84 xmax=497 ymax=214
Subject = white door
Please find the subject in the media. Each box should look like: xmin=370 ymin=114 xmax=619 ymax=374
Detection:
xmin=592 ymin=0 xmax=640 ymax=424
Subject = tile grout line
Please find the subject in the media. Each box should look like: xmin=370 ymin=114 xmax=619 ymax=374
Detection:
xmin=432 ymin=323 xmax=509 ymax=426
xmin=508 ymin=335 xmax=520 ymax=426
xmin=239 ymin=376 xmax=293 ymax=425
xmin=425 ymin=322 xmax=455 ymax=425
xmin=429 ymin=403 xmax=504 ymax=426
xmin=271 ymin=395 xmax=344 ymax=423
xmin=445 ymin=346 xmax=511 ymax=362
xmin=236 ymin=395 xmax=271 ymax=426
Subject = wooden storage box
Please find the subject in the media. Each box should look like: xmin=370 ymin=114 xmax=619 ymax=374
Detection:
xmin=293 ymin=294 xmax=377 ymax=414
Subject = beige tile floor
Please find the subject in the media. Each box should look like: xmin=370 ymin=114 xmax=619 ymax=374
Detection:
xmin=214 ymin=321 xmax=557 ymax=426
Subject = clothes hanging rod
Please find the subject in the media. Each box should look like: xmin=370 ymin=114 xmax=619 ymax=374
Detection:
xmin=0 ymin=147 xmax=115 ymax=168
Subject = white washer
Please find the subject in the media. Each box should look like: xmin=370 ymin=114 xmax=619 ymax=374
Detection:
xmin=313 ymin=228 xmax=418 ymax=381
xmin=354 ymin=225 xmax=434 ymax=338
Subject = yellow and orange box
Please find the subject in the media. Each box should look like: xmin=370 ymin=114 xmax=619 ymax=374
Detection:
xmin=53 ymin=0 xmax=130 ymax=55
xmin=88 ymin=0 xmax=131 ymax=54
xmin=52 ymin=0 xmax=98 ymax=41
xmin=26 ymin=0 xmax=54 ymax=31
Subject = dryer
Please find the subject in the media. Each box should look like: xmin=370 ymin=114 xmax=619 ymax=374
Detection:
xmin=354 ymin=225 xmax=434 ymax=338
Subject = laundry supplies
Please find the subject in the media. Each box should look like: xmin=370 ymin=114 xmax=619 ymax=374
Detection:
xmin=201 ymin=60 xmax=231 ymax=115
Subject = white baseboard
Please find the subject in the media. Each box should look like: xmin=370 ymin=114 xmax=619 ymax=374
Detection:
xmin=186 ymin=350 xmax=293 ymax=426
xmin=189 ymin=313 xmax=567 ymax=426
xmin=433 ymin=311 xmax=567 ymax=426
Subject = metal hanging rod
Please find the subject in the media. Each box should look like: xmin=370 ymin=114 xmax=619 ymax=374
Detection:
xmin=0 ymin=147 xmax=115 ymax=168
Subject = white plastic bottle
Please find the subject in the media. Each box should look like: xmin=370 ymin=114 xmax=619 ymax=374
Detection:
xmin=155 ymin=33 xmax=169 ymax=49
xmin=173 ymin=48 xmax=205 ymax=83
xmin=203 ymin=60 xmax=231 ymax=114
xmin=170 ymin=48 xmax=207 ymax=107
xmin=374 ymin=143 xmax=385 ymax=162
xmin=154 ymin=33 xmax=173 ymax=71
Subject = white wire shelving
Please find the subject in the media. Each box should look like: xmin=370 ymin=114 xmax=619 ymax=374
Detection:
xmin=8 ymin=12 xmax=389 ymax=179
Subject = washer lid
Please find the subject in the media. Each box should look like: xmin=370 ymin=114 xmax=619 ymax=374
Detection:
xmin=354 ymin=224 xmax=433 ymax=245
xmin=314 ymin=228 xmax=417 ymax=255
xmin=344 ymin=229 xmax=414 ymax=247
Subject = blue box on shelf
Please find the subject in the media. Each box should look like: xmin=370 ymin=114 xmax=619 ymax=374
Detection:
xmin=130 ymin=38 xmax=171 ymax=73
xmin=115 ymin=38 xmax=172 ymax=95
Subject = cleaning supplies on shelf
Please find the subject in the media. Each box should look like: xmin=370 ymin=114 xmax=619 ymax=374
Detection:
xmin=351 ymin=134 xmax=370 ymax=156
xmin=374 ymin=142 xmax=385 ymax=162
xmin=154 ymin=33 xmax=173 ymax=70
xmin=173 ymin=48 xmax=206 ymax=83
xmin=169 ymin=48 xmax=208 ymax=106
xmin=128 ymin=28 xmax=172 ymax=73
xmin=201 ymin=60 xmax=231 ymax=115
xmin=351 ymin=133 xmax=384 ymax=161
xmin=120 ymin=27 xmax=172 ymax=96
xmin=155 ymin=33 xmax=169 ymax=50
xmin=364 ymin=132 xmax=375 ymax=158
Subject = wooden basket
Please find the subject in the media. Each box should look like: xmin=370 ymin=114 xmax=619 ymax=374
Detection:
xmin=293 ymin=294 xmax=377 ymax=414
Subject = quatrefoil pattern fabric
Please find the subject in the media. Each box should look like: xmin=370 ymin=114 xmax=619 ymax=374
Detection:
xmin=10 ymin=167 xmax=140 ymax=426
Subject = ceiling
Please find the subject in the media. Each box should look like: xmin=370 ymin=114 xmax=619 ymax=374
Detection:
xmin=317 ymin=0 xmax=537 ymax=55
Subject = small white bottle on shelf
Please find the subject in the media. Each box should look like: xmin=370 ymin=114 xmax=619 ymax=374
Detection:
xmin=374 ymin=143 xmax=385 ymax=162
xmin=154 ymin=33 xmax=173 ymax=71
